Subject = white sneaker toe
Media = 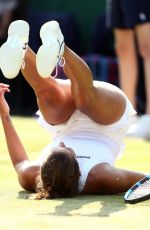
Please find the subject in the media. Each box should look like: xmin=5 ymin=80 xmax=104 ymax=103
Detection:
xmin=127 ymin=114 xmax=150 ymax=140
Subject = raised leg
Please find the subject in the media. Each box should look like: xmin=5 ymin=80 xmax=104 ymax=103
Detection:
xmin=1 ymin=20 xmax=126 ymax=126
xmin=21 ymin=47 xmax=75 ymax=124
xmin=63 ymin=45 xmax=126 ymax=125
xmin=22 ymin=43 xmax=126 ymax=126
xmin=34 ymin=20 xmax=126 ymax=125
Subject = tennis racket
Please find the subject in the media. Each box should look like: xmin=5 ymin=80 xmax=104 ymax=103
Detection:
xmin=124 ymin=175 xmax=150 ymax=204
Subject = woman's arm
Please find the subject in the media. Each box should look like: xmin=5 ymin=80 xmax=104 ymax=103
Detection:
xmin=82 ymin=163 xmax=146 ymax=195
xmin=0 ymin=83 xmax=40 ymax=191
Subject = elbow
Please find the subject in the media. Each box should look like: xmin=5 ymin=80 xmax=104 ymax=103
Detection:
xmin=17 ymin=164 xmax=40 ymax=192
xmin=18 ymin=172 xmax=36 ymax=192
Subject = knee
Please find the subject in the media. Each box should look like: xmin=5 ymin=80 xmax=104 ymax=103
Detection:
xmin=138 ymin=42 xmax=150 ymax=59
xmin=115 ymin=42 xmax=130 ymax=57
xmin=35 ymin=89 xmax=51 ymax=105
xmin=35 ymin=88 xmax=49 ymax=99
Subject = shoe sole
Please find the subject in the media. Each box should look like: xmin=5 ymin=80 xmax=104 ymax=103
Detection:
xmin=36 ymin=43 xmax=59 ymax=78
xmin=0 ymin=20 xmax=29 ymax=79
xmin=0 ymin=44 xmax=24 ymax=79
xmin=36 ymin=21 xmax=61 ymax=78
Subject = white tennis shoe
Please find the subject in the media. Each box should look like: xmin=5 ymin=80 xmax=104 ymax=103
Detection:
xmin=36 ymin=20 xmax=64 ymax=78
xmin=127 ymin=114 xmax=150 ymax=141
xmin=0 ymin=20 xmax=29 ymax=79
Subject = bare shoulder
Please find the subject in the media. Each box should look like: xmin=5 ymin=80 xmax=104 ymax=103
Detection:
xmin=15 ymin=160 xmax=40 ymax=192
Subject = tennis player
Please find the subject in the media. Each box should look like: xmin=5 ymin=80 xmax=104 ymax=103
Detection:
xmin=0 ymin=20 xmax=146 ymax=199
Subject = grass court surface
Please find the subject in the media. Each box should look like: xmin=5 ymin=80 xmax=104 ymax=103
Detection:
xmin=0 ymin=117 xmax=150 ymax=230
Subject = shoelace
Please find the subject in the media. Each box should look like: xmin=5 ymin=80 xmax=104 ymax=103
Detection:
xmin=51 ymin=39 xmax=65 ymax=78
xmin=51 ymin=56 xmax=65 ymax=78
xmin=41 ymin=33 xmax=65 ymax=78
xmin=22 ymin=43 xmax=28 ymax=69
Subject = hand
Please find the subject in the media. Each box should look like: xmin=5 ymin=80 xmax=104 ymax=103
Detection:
xmin=0 ymin=83 xmax=10 ymax=116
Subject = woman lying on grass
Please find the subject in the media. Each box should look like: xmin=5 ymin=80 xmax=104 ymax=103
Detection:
xmin=0 ymin=20 xmax=146 ymax=199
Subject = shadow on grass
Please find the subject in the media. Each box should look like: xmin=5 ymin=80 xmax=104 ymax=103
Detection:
xmin=18 ymin=191 xmax=126 ymax=217
xmin=51 ymin=195 xmax=126 ymax=217
xmin=18 ymin=190 xmax=31 ymax=199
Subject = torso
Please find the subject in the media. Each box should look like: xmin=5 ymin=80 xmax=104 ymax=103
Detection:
xmin=37 ymin=97 xmax=136 ymax=192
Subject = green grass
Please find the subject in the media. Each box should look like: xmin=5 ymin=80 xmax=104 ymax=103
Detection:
xmin=0 ymin=116 xmax=150 ymax=230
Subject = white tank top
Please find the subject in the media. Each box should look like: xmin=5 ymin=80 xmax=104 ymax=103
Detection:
xmin=37 ymin=97 xmax=136 ymax=191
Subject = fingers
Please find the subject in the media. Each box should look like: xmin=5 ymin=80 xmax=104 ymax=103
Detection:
xmin=0 ymin=83 xmax=10 ymax=94
xmin=0 ymin=83 xmax=10 ymax=88
xmin=3 ymin=88 xmax=10 ymax=93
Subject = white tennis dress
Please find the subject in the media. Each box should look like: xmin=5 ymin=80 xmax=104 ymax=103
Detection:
xmin=37 ymin=97 xmax=136 ymax=191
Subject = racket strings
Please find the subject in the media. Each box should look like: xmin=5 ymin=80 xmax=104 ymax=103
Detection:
xmin=128 ymin=180 xmax=150 ymax=199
